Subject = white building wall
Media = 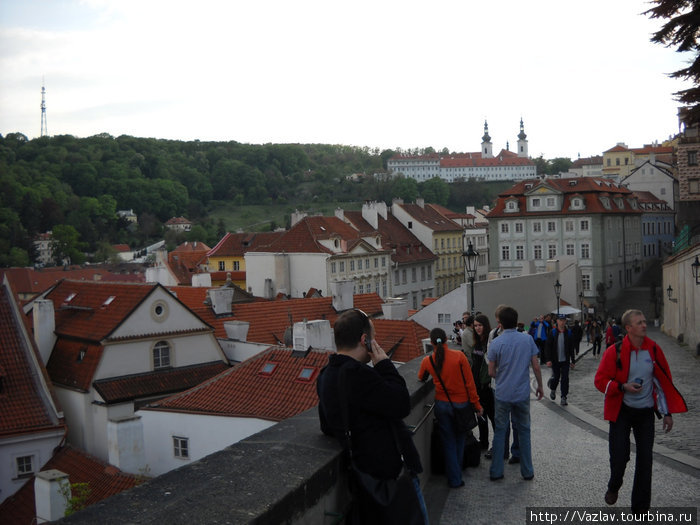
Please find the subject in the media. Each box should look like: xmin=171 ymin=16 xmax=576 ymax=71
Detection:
xmin=662 ymin=246 xmax=700 ymax=352
xmin=138 ymin=410 xmax=274 ymax=477
xmin=0 ymin=430 xmax=64 ymax=504
xmin=54 ymin=388 xmax=93 ymax=454
xmin=245 ymin=252 xmax=329 ymax=299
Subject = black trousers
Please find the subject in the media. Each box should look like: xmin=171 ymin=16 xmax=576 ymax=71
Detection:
xmin=608 ymin=404 xmax=655 ymax=512
xmin=477 ymin=385 xmax=495 ymax=447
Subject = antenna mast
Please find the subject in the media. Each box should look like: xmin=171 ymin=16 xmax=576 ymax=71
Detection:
xmin=40 ymin=78 xmax=48 ymax=137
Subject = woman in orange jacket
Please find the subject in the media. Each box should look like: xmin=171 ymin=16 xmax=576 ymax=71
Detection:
xmin=419 ymin=327 xmax=483 ymax=488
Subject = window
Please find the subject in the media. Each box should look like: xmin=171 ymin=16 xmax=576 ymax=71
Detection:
xmin=566 ymin=244 xmax=575 ymax=256
xmin=507 ymin=201 xmax=517 ymax=211
xmin=381 ymin=257 xmax=386 ymax=267
xmin=297 ymin=367 xmax=316 ymax=382
xmin=501 ymin=223 xmax=509 ymax=233
xmin=374 ymin=258 xmax=378 ymax=268
xmin=233 ymin=261 xmax=240 ymax=271
xmin=421 ymin=266 xmax=426 ymax=281
xmin=582 ymin=274 xmax=591 ymax=291
xmin=427 ymin=265 xmax=432 ymax=279
xmin=688 ymin=151 xmax=698 ymax=166
xmin=331 ymin=262 xmax=336 ymax=273
xmin=402 ymin=269 xmax=407 ymax=284
xmin=411 ymin=268 xmax=417 ymax=282
xmin=434 ymin=239 xmax=438 ymax=251
xmin=350 ymin=260 xmax=355 ymax=271
xmin=515 ymin=222 xmax=523 ymax=233
xmin=365 ymin=258 xmax=370 ymax=269
xmin=548 ymin=244 xmax=556 ymax=258
xmin=580 ymin=220 xmax=589 ymax=231
xmin=516 ymin=245 xmax=524 ymax=260
xmin=16 ymin=455 xmax=34 ymax=477
xmin=565 ymin=220 xmax=574 ymax=232
xmin=581 ymin=243 xmax=590 ymax=258
xmin=501 ymin=246 xmax=510 ymax=260
xmin=153 ymin=341 xmax=170 ymax=369
xmin=533 ymin=222 xmax=542 ymax=233
xmin=616 ymin=158 xmax=620 ymax=166
xmin=660 ymin=188 xmax=666 ymax=195
xmin=358 ymin=284 xmax=364 ymax=294
xmin=394 ymin=270 xmax=399 ymax=286
xmin=690 ymin=178 xmax=700 ymax=194
xmin=260 ymin=362 xmax=278 ymax=375
xmin=218 ymin=261 xmax=225 ymax=271
xmin=531 ymin=198 xmax=540 ymax=207
xmin=437 ymin=313 xmax=452 ymax=324
xmin=546 ymin=197 xmax=555 ymax=207
xmin=534 ymin=245 xmax=542 ymax=259
xmin=547 ymin=221 xmax=556 ymax=232
xmin=173 ymin=436 xmax=189 ymax=459
xmin=382 ymin=280 xmax=387 ymax=297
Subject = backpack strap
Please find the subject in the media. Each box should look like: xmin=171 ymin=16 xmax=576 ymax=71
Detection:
xmin=615 ymin=340 xmax=623 ymax=370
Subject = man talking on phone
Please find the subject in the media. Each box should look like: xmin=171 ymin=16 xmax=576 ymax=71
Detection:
xmin=594 ymin=309 xmax=687 ymax=513
xmin=316 ymin=309 xmax=427 ymax=524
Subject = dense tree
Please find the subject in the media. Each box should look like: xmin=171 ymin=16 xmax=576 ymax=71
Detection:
xmin=646 ymin=0 xmax=700 ymax=123
xmin=419 ymin=177 xmax=450 ymax=206
xmin=51 ymin=224 xmax=85 ymax=265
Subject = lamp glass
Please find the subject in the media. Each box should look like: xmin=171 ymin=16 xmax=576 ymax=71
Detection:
xmin=463 ymin=242 xmax=479 ymax=280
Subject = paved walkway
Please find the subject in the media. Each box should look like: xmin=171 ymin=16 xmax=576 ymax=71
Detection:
xmin=427 ymin=327 xmax=700 ymax=524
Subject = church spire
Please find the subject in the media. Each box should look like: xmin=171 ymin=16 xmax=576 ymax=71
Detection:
xmin=517 ymin=117 xmax=528 ymax=158
xmin=518 ymin=117 xmax=527 ymax=140
xmin=481 ymin=120 xmax=493 ymax=158
xmin=482 ymin=120 xmax=491 ymax=142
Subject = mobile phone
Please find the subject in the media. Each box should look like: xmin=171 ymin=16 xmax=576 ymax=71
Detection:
xmin=634 ymin=377 xmax=643 ymax=386
xmin=365 ymin=336 xmax=373 ymax=353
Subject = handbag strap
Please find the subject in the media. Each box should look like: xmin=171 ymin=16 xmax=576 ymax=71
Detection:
xmin=429 ymin=354 xmax=470 ymax=410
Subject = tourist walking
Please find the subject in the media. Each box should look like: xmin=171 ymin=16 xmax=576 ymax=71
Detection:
xmin=545 ymin=315 xmax=576 ymax=406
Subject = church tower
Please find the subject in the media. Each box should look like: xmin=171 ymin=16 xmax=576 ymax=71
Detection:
xmin=517 ymin=118 xmax=528 ymax=158
xmin=481 ymin=120 xmax=493 ymax=159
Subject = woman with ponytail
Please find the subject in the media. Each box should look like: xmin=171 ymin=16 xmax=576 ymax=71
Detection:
xmin=419 ymin=327 xmax=483 ymax=488
xmin=472 ymin=314 xmax=495 ymax=450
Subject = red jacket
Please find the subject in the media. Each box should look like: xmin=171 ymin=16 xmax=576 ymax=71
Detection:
xmin=594 ymin=335 xmax=687 ymax=422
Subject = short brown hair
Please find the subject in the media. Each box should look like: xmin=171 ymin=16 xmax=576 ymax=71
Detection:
xmin=497 ymin=305 xmax=518 ymax=329
xmin=334 ymin=309 xmax=371 ymax=350
xmin=621 ymin=309 xmax=644 ymax=330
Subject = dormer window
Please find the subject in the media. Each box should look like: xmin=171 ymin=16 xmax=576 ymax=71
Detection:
xmin=297 ymin=367 xmax=317 ymax=382
xmin=505 ymin=200 xmax=518 ymax=213
xmin=102 ymin=296 xmax=116 ymax=307
xmin=600 ymin=197 xmax=611 ymax=210
xmin=65 ymin=292 xmax=77 ymax=303
xmin=259 ymin=362 xmax=278 ymax=376
xmin=571 ymin=198 xmax=584 ymax=210
xmin=376 ymin=236 xmax=381 ymax=246
xmin=614 ymin=198 xmax=623 ymax=209
xmin=531 ymin=198 xmax=540 ymax=207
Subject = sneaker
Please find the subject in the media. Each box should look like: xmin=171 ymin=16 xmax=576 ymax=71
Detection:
xmin=604 ymin=490 xmax=618 ymax=505
xmin=550 ymin=389 xmax=556 ymax=400
xmin=547 ymin=377 xmax=554 ymax=390
xmin=561 ymin=396 xmax=568 ymax=406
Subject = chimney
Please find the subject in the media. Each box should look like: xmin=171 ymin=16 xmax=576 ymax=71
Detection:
xmin=334 ymin=208 xmax=344 ymax=221
xmin=209 ymin=287 xmax=234 ymax=315
xmin=35 ymin=469 xmax=69 ymax=523
xmin=465 ymin=205 xmax=475 ymax=216
xmin=33 ymin=299 xmax=56 ymax=365
xmin=290 ymin=210 xmax=307 ymax=227
xmin=381 ymin=298 xmax=409 ymax=320
xmin=362 ymin=202 xmax=379 ymax=229
xmin=330 ymin=280 xmax=354 ymax=311
xmin=224 ymin=320 xmax=250 ymax=341
xmin=416 ymin=198 xmax=424 ymax=208
xmin=293 ymin=319 xmax=334 ymax=352
xmin=107 ymin=416 xmax=145 ymax=474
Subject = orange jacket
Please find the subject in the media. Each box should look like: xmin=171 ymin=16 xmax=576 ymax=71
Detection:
xmin=594 ymin=335 xmax=687 ymax=422
xmin=419 ymin=345 xmax=482 ymax=410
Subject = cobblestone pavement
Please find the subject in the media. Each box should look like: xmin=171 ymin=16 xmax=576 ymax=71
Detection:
xmin=428 ymin=326 xmax=700 ymax=524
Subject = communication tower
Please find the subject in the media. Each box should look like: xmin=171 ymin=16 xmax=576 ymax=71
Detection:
xmin=40 ymin=79 xmax=47 ymax=137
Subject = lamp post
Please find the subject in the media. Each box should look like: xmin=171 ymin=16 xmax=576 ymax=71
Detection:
xmin=578 ymin=291 xmax=584 ymax=323
xmin=692 ymin=256 xmax=700 ymax=285
xmin=554 ymin=279 xmax=562 ymax=316
xmin=463 ymin=242 xmax=479 ymax=316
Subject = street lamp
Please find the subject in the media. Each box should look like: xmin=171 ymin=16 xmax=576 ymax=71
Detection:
xmin=692 ymin=256 xmax=700 ymax=285
xmin=578 ymin=291 xmax=584 ymax=323
xmin=462 ymin=242 xmax=479 ymax=316
xmin=554 ymin=279 xmax=562 ymax=316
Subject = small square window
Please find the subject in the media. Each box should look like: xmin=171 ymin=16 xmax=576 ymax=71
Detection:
xmin=16 ymin=455 xmax=34 ymax=477
xmin=297 ymin=367 xmax=316 ymax=382
xmin=260 ymin=362 xmax=278 ymax=376
xmin=173 ymin=436 xmax=189 ymax=459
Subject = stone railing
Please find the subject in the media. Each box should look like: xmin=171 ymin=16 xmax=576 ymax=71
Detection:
xmin=58 ymin=356 xmax=435 ymax=524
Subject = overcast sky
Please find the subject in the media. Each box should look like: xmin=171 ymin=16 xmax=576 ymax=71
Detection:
xmin=0 ymin=0 xmax=693 ymax=159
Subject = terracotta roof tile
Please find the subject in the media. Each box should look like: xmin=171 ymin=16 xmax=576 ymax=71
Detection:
xmin=93 ymin=361 xmax=230 ymax=404
xmin=0 ymin=446 xmax=141 ymax=525
xmin=207 ymin=232 xmax=283 ymax=257
xmin=371 ymin=318 xmax=430 ymax=363
xmin=395 ymin=203 xmax=463 ymax=232
xmin=144 ymin=347 xmax=328 ymax=421
xmin=1 ymin=267 xmax=145 ymax=298
xmin=253 ymin=216 xmax=367 ymax=254
xmin=0 ymin=281 xmax=65 ymax=437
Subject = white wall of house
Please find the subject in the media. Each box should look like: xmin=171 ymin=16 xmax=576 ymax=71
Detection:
xmin=145 ymin=265 xmax=178 ymax=287
xmin=54 ymin=388 xmax=94 ymax=455
xmin=622 ymin=163 xmax=678 ymax=209
xmin=0 ymin=430 xmax=64 ymax=504
xmin=93 ymin=333 xmax=224 ymax=381
xmin=662 ymin=246 xmax=700 ymax=352
xmin=410 ymin=270 xmax=562 ymax=334
xmin=245 ymin=252 xmax=329 ymax=298
xmin=138 ymin=410 xmax=274 ymax=477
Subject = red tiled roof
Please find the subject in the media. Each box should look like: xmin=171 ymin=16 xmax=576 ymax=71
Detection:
xmin=253 ymin=216 xmax=368 ymax=254
xmin=93 ymin=361 xmax=230 ymax=404
xmin=178 ymin=292 xmax=385 ymax=343
xmin=1 ymin=267 xmax=145 ymax=298
xmin=439 ymin=149 xmax=534 ymax=168
xmin=0 ymin=281 xmax=65 ymax=438
xmin=604 ymin=144 xmax=629 ymax=153
xmin=167 ymin=241 xmax=211 ymax=285
xmin=207 ymin=232 xmax=284 ymax=257
xmin=486 ymin=177 xmax=642 ymax=218
xmin=343 ymin=211 xmax=437 ymax=265
xmin=0 ymin=446 xmax=141 ymax=525
xmin=164 ymin=216 xmax=191 ymax=225
xmin=395 ymin=203 xmax=463 ymax=232
xmin=428 ymin=203 xmax=475 ymax=221
xmin=46 ymin=339 xmax=104 ymax=392
xmin=45 ymin=281 xmax=159 ymax=341
xmin=144 ymin=347 xmax=328 ymax=421
xmin=112 ymin=244 xmax=131 ymax=252
xmin=571 ymin=156 xmax=603 ymax=168
xmin=371 ymin=318 xmax=430 ymax=363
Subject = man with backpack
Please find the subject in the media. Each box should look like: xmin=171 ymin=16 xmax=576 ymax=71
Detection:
xmin=594 ymin=309 xmax=687 ymax=513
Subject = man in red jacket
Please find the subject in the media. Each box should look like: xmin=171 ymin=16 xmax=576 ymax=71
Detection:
xmin=594 ymin=309 xmax=687 ymax=513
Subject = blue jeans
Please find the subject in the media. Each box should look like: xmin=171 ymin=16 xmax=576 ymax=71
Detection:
xmin=434 ymin=400 xmax=467 ymax=487
xmin=412 ymin=473 xmax=429 ymax=524
xmin=550 ymin=361 xmax=570 ymax=397
xmin=490 ymin=398 xmax=533 ymax=479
